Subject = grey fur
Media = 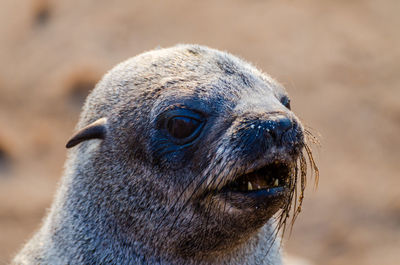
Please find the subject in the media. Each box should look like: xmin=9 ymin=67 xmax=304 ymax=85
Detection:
xmin=14 ymin=45 xmax=307 ymax=265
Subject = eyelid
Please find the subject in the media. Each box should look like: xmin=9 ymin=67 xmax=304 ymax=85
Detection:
xmin=160 ymin=108 xmax=205 ymax=123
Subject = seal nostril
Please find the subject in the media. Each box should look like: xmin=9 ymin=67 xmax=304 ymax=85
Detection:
xmin=276 ymin=117 xmax=292 ymax=132
xmin=263 ymin=115 xmax=293 ymax=141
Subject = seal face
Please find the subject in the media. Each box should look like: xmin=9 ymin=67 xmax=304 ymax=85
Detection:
xmin=14 ymin=45 xmax=318 ymax=265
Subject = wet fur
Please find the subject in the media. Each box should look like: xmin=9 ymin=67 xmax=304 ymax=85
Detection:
xmin=14 ymin=45 xmax=318 ymax=265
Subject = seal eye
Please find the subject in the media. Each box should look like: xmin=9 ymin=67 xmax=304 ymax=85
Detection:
xmin=167 ymin=117 xmax=201 ymax=139
xmin=281 ymin=96 xmax=291 ymax=110
xmin=158 ymin=108 xmax=206 ymax=145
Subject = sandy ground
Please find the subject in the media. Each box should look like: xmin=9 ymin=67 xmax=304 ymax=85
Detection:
xmin=0 ymin=0 xmax=399 ymax=264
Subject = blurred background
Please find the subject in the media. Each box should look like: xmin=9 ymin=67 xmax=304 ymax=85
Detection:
xmin=0 ymin=0 xmax=399 ymax=264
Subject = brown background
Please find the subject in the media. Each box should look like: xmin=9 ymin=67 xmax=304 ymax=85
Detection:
xmin=0 ymin=0 xmax=399 ymax=264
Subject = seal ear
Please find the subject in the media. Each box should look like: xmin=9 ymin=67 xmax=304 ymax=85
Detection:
xmin=66 ymin=118 xmax=107 ymax=148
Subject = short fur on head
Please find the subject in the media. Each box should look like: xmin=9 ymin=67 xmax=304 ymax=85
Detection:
xmin=14 ymin=45 xmax=318 ymax=265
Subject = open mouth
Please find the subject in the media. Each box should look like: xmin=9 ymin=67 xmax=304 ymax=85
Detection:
xmin=219 ymin=161 xmax=292 ymax=209
xmin=222 ymin=161 xmax=291 ymax=192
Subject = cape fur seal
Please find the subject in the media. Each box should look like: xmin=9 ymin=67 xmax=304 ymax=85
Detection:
xmin=14 ymin=45 xmax=318 ymax=265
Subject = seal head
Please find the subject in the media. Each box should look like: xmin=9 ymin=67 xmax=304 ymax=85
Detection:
xmin=14 ymin=45 xmax=318 ymax=265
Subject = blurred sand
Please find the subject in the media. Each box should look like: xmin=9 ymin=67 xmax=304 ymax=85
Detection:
xmin=0 ymin=0 xmax=399 ymax=264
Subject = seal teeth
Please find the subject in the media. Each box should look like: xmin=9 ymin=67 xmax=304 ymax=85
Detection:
xmin=247 ymin=182 xmax=253 ymax=191
xmin=274 ymin=179 xmax=279 ymax=187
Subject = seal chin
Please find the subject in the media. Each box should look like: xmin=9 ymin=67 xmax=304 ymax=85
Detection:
xmin=218 ymin=160 xmax=293 ymax=212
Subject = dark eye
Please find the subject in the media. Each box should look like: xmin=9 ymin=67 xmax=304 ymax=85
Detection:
xmin=158 ymin=108 xmax=206 ymax=145
xmin=167 ymin=117 xmax=201 ymax=139
xmin=281 ymin=96 xmax=291 ymax=110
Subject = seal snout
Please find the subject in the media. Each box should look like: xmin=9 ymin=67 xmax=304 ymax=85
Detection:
xmin=211 ymin=111 xmax=304 ymax=214
xmin=234 ymin=112 xmax=303 ymax=160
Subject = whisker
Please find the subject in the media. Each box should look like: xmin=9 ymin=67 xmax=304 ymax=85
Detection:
xmin=269 ymin=128 xmax=320 ymax=256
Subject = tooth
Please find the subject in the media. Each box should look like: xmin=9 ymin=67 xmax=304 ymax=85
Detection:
xmin=274 ymin=179 xmax=279 ymax=186
xmin=248 ymin=182 xmax=253 ymax=191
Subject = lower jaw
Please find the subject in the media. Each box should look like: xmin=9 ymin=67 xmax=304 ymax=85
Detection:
xmin=218 ymin=186 xmax=288 ymax=211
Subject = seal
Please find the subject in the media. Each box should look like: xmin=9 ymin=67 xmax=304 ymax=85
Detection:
xmin=13 ymin=45 xmax=318 ymax=265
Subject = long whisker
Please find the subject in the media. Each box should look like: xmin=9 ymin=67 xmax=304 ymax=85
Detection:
xmin=270 ymin=127 xmax=320 ymax=254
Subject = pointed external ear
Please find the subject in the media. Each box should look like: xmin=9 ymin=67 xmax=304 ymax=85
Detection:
xmin=66 ymin=118 xmax=108 ymax=148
